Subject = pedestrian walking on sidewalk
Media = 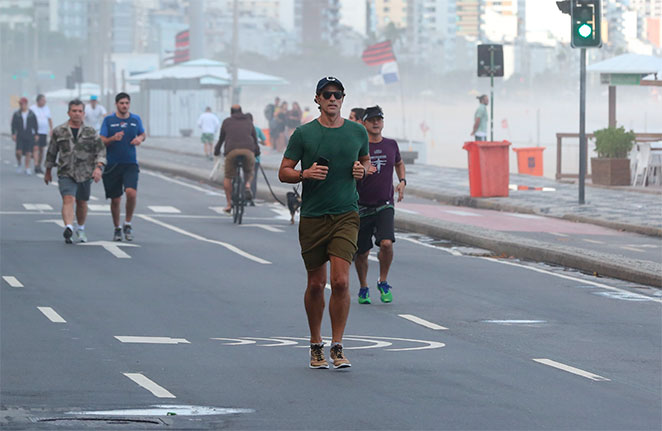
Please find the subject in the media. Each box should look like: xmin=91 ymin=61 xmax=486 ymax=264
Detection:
xmin=214 ymin=105 xmax=259 ymax=213
xmin=471 ymin=94 xmax=488 ymax=142
xmin=84 ymin=95 xmax=107 ymax=132
xmin=30 ymin=94 xmax=53 ymax=174
xmin=278 ymin=76 xmax=370 ymax=369
xmin=44 ymin=99 xmax=105 ymax=244
xmin=354 ymin=106 xmax=406 ymax=305
xmin=349 ymin=107 xmax=365 ymax=124
xmin=197 ymin=107 xmax=220 ymax=160
xmin=99 ymin=92 xmax=146 ymax=242
xmin=11 ymin=97 xmax=38 ymax=175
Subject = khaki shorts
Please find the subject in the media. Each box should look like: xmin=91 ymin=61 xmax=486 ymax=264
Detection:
xmin=298 ymin=211 xmax=360 ymax=270
xmin=224 ymin=149 xmax=255 ymax=180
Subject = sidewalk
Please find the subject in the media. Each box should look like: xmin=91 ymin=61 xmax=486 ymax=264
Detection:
xmin=140 ymin=136 xmax=661 ymax=287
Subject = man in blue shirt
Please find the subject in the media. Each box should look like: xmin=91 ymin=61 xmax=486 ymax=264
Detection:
xmin=99 ymin=92 xmax=146 ymax=241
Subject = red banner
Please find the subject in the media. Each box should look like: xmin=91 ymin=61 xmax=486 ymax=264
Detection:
xmin=362 ymin=41 xmax=396 ymax=66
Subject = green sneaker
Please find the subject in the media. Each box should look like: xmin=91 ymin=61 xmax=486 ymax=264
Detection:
xmin=358 ymin=287 xmax=371 ymax=304
xmin=377 ymin=281 xmax=393 ymax=303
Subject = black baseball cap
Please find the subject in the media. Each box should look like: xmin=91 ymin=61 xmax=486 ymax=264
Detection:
xmin=316 ymin=76 xmax=345 ymax=94
xmin=362 ymin=105 xmax=384 ymax=121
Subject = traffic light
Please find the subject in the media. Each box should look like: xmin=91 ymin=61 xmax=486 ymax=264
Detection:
xmin=74 ymin=66 xmax=83 ymax=83
xmin=477 ymin=44 xmax=504 ymax=77
xmin=571 ymin=0 xmax=602 ymax=48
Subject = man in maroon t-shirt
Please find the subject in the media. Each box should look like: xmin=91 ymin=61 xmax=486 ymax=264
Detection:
xmin=354 ymin=106 xmax=407 ymax=304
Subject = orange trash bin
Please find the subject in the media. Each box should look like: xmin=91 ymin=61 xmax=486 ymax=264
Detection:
xmin=513 ymin=147 xmax=545 ymax=176
xmin=462 ymin=141 xmax=512 ymax=197
xmin=263 ymin=128 xmax=272 ymax=147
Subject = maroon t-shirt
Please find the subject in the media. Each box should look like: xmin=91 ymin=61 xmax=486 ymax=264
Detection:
xmin=357 ymin=137 xmax=401 ymax=207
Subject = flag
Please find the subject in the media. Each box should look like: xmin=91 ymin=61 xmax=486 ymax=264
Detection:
xmin=381 ymin=61 xmax=399 ymax=84
xmin=174 ymin=29 xmax=190 ymax=64
xmin=362 ymin=41 xmax=396 ymax=66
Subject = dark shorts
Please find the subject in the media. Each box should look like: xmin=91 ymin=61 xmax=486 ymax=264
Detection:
xmin=298 ymin=211 xmax=360 ymax=270
xmin=37 ymin=134 xmax=48 ymax=148
xmin=102 ymin=163 xmax=139 ymax=199
xmin=58 ymin=176 xmax=92 ymax=201
xmin=16 ymin=137 xmax=33 ymax=153
xmin=357 ymin=207 xmax=395 ymax=254
xmin=224 ymin=149 xmax=255 ymax=180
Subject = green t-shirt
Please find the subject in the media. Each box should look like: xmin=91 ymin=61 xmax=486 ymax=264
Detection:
xmin=475 ymin=104 xmax=488 ymax=135
xmin=284 ymin=119 xmax=369 ymax=217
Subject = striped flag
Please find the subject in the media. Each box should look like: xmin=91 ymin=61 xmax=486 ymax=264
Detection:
xmin=174 ymin=30 xmax=190 ymax=64
xmin=362 ymin=41 xmax=396 ymax=66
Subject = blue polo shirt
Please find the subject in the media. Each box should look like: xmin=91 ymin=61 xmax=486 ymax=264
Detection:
xmin=100 ymin=113 xmax=145 ymax=165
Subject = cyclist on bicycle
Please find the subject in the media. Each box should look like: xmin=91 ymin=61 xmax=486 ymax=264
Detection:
xmin=214 ymin=105 xmax=260 ymax=213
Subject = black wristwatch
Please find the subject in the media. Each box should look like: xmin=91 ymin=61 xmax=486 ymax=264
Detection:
xmin=299 ymin=170 xmax=304 ymax=181
xmin=399 ymin=178 xmax=407 ymax=186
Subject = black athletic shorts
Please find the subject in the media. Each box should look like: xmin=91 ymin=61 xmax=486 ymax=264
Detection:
xmin=102 ymin=163 xmax=139 ymax=199
xmin=37 ymin=134 xmax=48 ymax=148
xmin=357 ymin=207 xmax=395 ymax=254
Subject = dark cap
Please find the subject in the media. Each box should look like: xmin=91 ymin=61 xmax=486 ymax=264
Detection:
xmin=316 ymin=76 xmax=344 ymax=94
xmin=477 ymin=94 xmax=488 ymax=100
xmin=362 ymin=105 xmax=384 ymax=121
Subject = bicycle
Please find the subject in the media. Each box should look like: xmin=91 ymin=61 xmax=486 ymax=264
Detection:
xmin=231 ymin=156 xmax=247 ymax=224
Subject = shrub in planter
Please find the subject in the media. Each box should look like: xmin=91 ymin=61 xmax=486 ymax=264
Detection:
xmin=591 ymin=126 xmax=635 ymax=186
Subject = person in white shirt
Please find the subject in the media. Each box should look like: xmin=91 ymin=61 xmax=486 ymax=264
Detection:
xmin=30 ymin=94 xmax=53 ymax=174
xmin=84 ymin=95 xmax=107 ymax=132
xmin=197 ymin=107 xmax=220 ymax=160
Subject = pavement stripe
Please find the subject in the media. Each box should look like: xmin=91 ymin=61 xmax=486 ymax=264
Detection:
xmin=137 ymin=215 xmax=271 ymax=264
xmin=87 ymin=204 xmax=110 ymax=212
xmin=477 ymin=257 xmax=662 ymax=304
xmin=533 ymin=358 xmax=610 ymax=381
xmin=620 ymin=246 xmax=645 ymax=253
xmin=548 ymin=232 xmax=569 ymax=237
xmin=582 ymin=239 xmax=605 ymax=244
xmin=23 ymin=203 xmax=53 ymax=210
xmin=444 ymin=210 xmax=480 ymax=217
xmin=37 ymin=219 xmax=65 ymax=228
xmin=123 ymin=373 xmax=176 ymax=398
xmin=37 ymin=306 xmax=66 ymax=323
xmin=368 ymin=254 xmax=379 ymax=262
xmin=506 ymin=213 xmax=544 ymax=219
xmin=115 ymin=336 xmax=190 ymax=344
xmin=483 ymin=320 xmax=547 ymax=325
xmin=239 ymin=224 xmax=284 ymax=233
xmin=210 ymin=338 xmax=257 ymax=345
xmin=142 ymin=170 xmax=221 ymax=196
xmin=148 ymin=205 xmax=181 ymax=214
xmin=398 ymin=314 xmax=448 ymax=330
xmin=3 ymin=276 xmax=24 ymax=288
xmin=79 ymin=241 xmax=139 ymax=259
xmin=396 ymin=235 xmax=462 ymax=256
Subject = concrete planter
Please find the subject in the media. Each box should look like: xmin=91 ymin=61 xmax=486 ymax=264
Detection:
xmin=401 ymin=150 xmax=418 ymax=165
xmin=591 ymin=158 xmax=630 ymax=186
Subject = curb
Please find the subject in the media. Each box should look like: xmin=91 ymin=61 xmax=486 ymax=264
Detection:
xmin=140 ymin=157 xmax=661 ymax=288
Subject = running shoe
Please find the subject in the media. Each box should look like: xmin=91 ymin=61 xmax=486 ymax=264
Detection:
xmin=63 ymin=227 xmax=73 ymax=244
xmin=34 ymin=166 xmax=43 ymax=174
xmin=358 ymin=287 xmax=371 ymax=304
xmin=377 ymin=281 xmax=393 ymax=303
xmin=309 ymin=344 xmax=329 ymax=369
xmin=113 ymin=227 xmax=122 ymax=242
xmin=123 ymin=224 xmax=133 ymax=241
xmin=16 ymin=166 xmax=23 ymax=174
xmin=329 ymin=344 xmax=351 ymax=369
xmin=25 ymin=168 xmax=32 ymax=176
xmin=75 ymin=229 xmax=87 ymax=243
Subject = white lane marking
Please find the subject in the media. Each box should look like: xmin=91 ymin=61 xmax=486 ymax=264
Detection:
xmin=37 ymin=306 xmax=66 ymax=323
xmin=444 ymin=210 xmax=480 ymax=217
xmin=23 ymin=203 xmax=53 ymax=210
xmin=123 ymin=373 xmax=176 ymax=398
xmin=148 ymin=205 xmax=181 ymax=214
xmin=592 ymin=291 xmax=655 ymax=302
xmin=115 ymin=336 xmax=190 ymax=344
xmin=625 ymin=244 xmax=659 ymax=249
xmin=351 ymin=335 xmax=446 ymax=352
xmin=142 ymin=170 xmax=221 ymax=196
xmin=210 ymin=338 xmax=257 ymax=345
xmin=139 ymin=214 xmax=271 ymax=264
xmin=341 ymin=336 xmax=393 ymax=350
xmin=37 ymin=219 xmax=65 ymax=228
xmin=548 ymin=232 xmax=569 ymax=237
xmin=79 ymin=241 xmax=139 ymax=259
xmin=506 ymin=213 xmax=544 ymax=219
xmin=242 ymin=337 xmax=299 ymax=347
xmin=368 ymin=254 xmax=379 ymax=262
xmin=477 ymin=257 xmax=662 ymax=304
xmin=582 ymin=239 xmax=605 ymax=244
xmin=269 ymin=205 xmax=297 ymax=221
xmin=396 ymin=235 xmax=462 ymax=256
xmin=620 ymin=246 xmax=645 ymax=253
xmin=239 ymin=224 xmax=284 ymax=233
xmin=399 ymin=314 xmax=448 ymax=330
xmin=36 ymin=173 xmax=59 ymax=186
xmin=89 ymin=196 xmax=99 ymax=201
xmin=67 ymin=405 xmax=254 ymax=416
xmin=87 ymin=204 xmax=110 ymax=212
xmin=483 ymin=320 xmax=547 ymax=325
xmin=3 ymin=276 xmax=24 ymax=288
xmin=396 ymin=208 xmax=420 ymax=215
xmin=209 ymin=206 xmax=229 ymax=214
xmin=533 ymin=358 xmax=610 ymax=382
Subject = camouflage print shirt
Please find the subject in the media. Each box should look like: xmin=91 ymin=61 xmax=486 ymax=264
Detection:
xmin=46 ymin=122 xmax=106 ymax=183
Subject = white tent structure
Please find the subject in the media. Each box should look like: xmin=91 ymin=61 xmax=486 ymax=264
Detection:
xmin=128 ymin=59 xmax=287 ymax=136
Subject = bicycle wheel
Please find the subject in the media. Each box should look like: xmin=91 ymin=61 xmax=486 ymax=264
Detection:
xmin=232 ymin=173 xmax=240 ymax=224
xmin=236 ymin=169 xmax=245 ymax=225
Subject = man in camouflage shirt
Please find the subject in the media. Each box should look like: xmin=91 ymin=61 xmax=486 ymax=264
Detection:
xmin=45 ymin=99 xmax=106 ymax=244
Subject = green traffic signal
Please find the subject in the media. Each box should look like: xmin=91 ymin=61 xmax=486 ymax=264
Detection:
xmin=578 ymin=23 xmax=592 ymax=38
xmin=570 ymin=0 xmax=602 ymax=48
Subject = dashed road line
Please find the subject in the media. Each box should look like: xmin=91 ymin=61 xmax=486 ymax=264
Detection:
xmin=37 ymin=219 xmax=65 ymax=228
xmin=582 ymin=239 xmax=605 ymax=244
xmin=87 ymin=204 xmax=110 ymax=212
xmin=506 ymin=213 xmax=544 ymax=219
xmin=79 ymin=241 xmax=139 ymax=259
xmin=142 ymin=170 xmax=221 ymax=196
xmin=115 ymin=336 xmax=190 ymax=344
xmin=533 ymin=358 xmax=610 ymax=381
xmin=620 ymin=246 xmax=645 ymax=253
xmin=3 ymin=276 xmax=24 ymax=288
xmin=239 ymin=224 xmax=284 ymax=233
xmin=548 ymin=232 xmax=569 ymax=237
xmin=138 ymin=215 xmax=271 ymax=264
xmin=123 ymin=373 xmax=176 ymax=398
xmin=37 ymin=306 xmax=66 ymax=323
xmin=148 ymin=205 xmax=181 ymax=214
xmin=444 ymin=210 xmax=480 ymax=217
xmin=23 ymin=203 xmax=53 ymax=211
xmin=398 ymin=314 xmax=448 ymax=330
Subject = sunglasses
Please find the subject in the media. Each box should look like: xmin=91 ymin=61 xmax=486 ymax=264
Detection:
xmin=321 ymin=91 xmax=344 ymax=100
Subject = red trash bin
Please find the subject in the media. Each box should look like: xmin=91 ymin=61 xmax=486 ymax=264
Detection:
xmin=513 ymin=147 xmax=545 ymax=176
xmin=462 ymin=141 xmax=512 ymax=197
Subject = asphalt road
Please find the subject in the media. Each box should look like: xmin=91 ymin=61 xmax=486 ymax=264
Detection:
xmin=1 ymin=150 xmax=661 ymax=430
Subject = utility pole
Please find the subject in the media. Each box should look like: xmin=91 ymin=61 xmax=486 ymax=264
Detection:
xmin=230 ymin=0 xmax=239 ymax=104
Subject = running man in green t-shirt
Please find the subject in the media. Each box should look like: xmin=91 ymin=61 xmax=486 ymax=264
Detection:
xmin=279 ymin=77 xmax=370 ymax=369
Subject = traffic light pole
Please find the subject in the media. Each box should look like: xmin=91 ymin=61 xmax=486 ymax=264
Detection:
xmin=578 ymin=47 xmax=587 ymax=205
